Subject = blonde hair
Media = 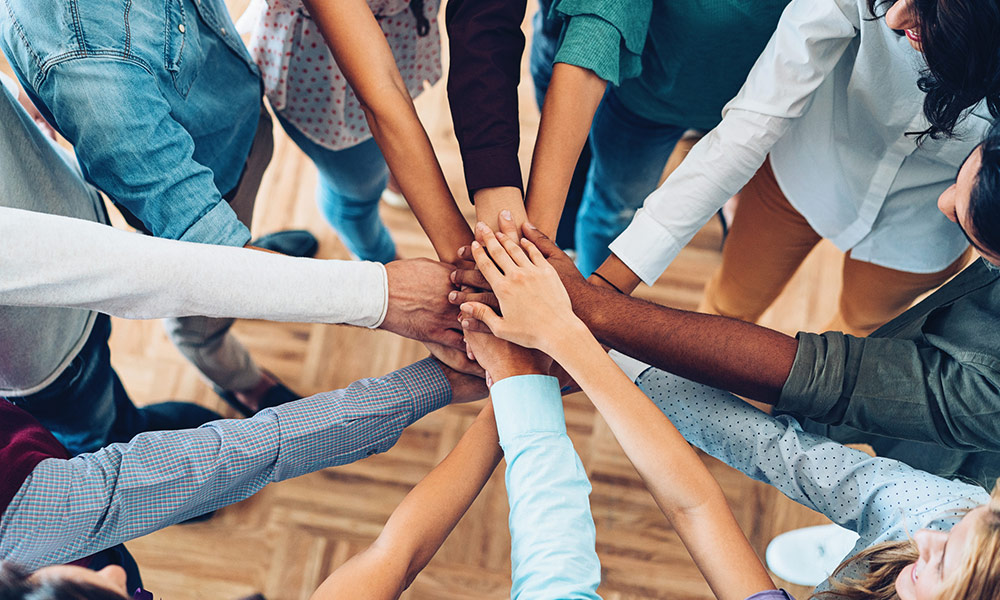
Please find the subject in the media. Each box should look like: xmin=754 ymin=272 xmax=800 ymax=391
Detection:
xmin=812 ymin=482 xmax=1000 ymax=600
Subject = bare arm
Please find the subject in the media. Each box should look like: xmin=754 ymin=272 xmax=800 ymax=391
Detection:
xmin=310 ymin=403 xmax=502 ymax=600
xmin=301 ymin=0 xmax=472 ymax=262
xmin=459 ymin=223 xmax=776 ymax=600
xmin=523 ymin=63 xmax=606 ymax=237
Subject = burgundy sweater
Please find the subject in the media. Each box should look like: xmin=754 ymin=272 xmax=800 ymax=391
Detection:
xmin=0 ymin=400 xmax=69 ymax=515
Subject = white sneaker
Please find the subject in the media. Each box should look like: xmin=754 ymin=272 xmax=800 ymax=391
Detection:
xmin=765 ymin=524 xmax=860 ymax=586
xmin=380 ymin=188 xmax=409 ymax=210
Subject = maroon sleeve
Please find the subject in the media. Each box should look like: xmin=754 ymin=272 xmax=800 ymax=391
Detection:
xmin=445 ymin=0 xmax=528 ymax=199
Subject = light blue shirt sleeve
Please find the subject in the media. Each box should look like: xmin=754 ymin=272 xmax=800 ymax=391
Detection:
xmin=0 ymin=359 xmax=450 ymax=570
xmin=630 ymin=367 xmax=990 ymax=563
xmin=491 ymin=375 xmax=602 ymax=600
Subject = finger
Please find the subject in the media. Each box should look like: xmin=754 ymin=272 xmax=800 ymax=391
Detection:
xmin=449 ymin=290 xmax=500 ymax=310
xmin=520 ymin=238 xmax=547 ymax=267
xmin=470 ymin=239 xmax=505 ymax=287
xmin=521 ymin=221 xmax=562 ymax=259
xmin=459 ymin=315 xmax=492 ymax=334
xmin=435 ymin=328 xmax=466 ymax=351
xmin=456 ymin=246 xmax=474 ymax=262
xmin=498 ymin=209 xmax=519 ymax=240
xmin=475 ymin=222 xmax=517 ymax=273
xmin=496 ymin=230 xmax=532 ymax=268
xmin=460 ymin=301 xmax=503 ymax=334
xmin=451 ymin=268 xmax=491 ymax=290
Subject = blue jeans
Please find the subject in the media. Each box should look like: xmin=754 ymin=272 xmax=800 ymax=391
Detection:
xmin=9 ymin=314 xmax=220 ymax=455
xmin=276 ymin=114 xmax=396 ymax=264
xmin=575 ymin=91 xmax=686 ymax=276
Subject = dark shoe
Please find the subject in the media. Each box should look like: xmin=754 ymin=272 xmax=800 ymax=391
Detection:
xmin=250 ymin=229 xmax=319 ymax=258
xmin=217 ymin=379 xmax=300 ymax=418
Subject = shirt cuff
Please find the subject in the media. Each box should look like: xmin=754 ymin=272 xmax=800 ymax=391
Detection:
xmin=554 ymin=15 xmax=642 ymax=86
xmin=391 ymin=358 xmax=454 ymax=422
xmin=607 ymin=207 xmax=684 ymax=286
xmin=608 ymin=350 xmax=651 ymax=383
xmin=178 ymin=201 xmax=252 ymax=247
xmin=368 ymin=262 xmax=389 ymax=329
xmin=491 ymin=375 xmax=564 ymax=441
xmin=461 ymin=143 xmax=525 ymax=198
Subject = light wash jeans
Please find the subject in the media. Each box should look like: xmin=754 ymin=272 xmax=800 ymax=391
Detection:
xmin=276 ymin=113 xmax=396 ymax=264
xmin=575 ymin=90 xmax=686 ymax=277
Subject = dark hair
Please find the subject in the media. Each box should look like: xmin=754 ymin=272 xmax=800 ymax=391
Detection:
xmin=970 ymin=120 xmax=1000 ymax=257
xmin=0 ymin=563 xmax=127 ymax=600
xmin=868 ymin=0 xmax=1000 ymax=139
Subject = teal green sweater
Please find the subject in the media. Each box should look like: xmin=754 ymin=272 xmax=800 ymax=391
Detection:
xmin=553 ymin=0 xmax=790 ymax=130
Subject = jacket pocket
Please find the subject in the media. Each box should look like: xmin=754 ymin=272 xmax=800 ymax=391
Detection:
xmin=164 ymin=0 xmax=202 ymax=97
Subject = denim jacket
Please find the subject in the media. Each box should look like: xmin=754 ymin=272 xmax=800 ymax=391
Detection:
xmin=0 ymin=0 xmax=261 ymax=246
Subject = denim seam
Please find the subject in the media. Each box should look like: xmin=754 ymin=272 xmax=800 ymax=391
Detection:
xmin=123 ymin=0 xmax=132 ymax=58
xmin=2 ymin=0 xmax=43 ymax=73
xmin=37 ymin=52 xmax=155 ymax=83
xmin=68 ymin=0 xmax=86 ymax=57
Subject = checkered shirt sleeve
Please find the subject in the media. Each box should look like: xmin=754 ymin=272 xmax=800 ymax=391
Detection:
xmin=0 ymin=359 xmax=449 ymax=569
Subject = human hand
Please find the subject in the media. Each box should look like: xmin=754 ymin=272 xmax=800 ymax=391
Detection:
xmin=458 ymin=222 xmax=589 ymax=356
xmin=423 ymin=341 xmax=485 ymax=378
xmin=462 ymin=325 xmax=551 ymax=387
xmin=382 ymin=258 xmax=464 ymax=350
xmin=432 ymin=356 xmax=489 ymax=404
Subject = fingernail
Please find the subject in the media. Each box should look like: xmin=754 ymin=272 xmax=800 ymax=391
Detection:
xmin=448 ymin=291 xmax=458 ymax=301
xmin=462 ymin=320 xmax=471 ymax=329
xmin=501 ymin=209 xmax=512 ymax=221
xmin=450 ymin=271 xmax=457 ymax=282
xmin=525 ymin=221 xmax=537 ymax=230
xmin=458 ymin=247 xmax=466 ymax=257
xmin=471 ymin=241 xmax=481 ymax=249
xmin=476 ymin=221 xmax=487 ymax=230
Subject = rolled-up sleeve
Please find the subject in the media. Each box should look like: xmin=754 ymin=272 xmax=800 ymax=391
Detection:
xmin=0 ymin=359 xmax=449 ymax=569
xmin=778 ymin=331 xmax=1000 ymax=452
xmin=39 ymin=58 xmax=250 ymax=247
xmin=551 ymin=0 xmax=651 ymax=86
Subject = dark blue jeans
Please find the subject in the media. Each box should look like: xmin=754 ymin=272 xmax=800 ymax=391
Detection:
xmin=9 ymin=314 xmax=219 ymax=455
xmin=575 ymin=91 xmax=686 ymax=276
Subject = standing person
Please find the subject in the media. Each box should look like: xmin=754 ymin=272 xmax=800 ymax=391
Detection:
xmin=587 ymin=0 xmax=1000 ymax=337
xmin=0 ymin=0 xmax=318 ymax=415
xmin=460 ymin=220 xmax=1000 ymax=600
xmin=522 ymin=0 xmax=790 ymax=276
xmin=242 ymin=0 xmax=442 ymax=264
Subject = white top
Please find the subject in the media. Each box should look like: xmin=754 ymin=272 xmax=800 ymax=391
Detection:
xmin=0 ymin=207 xmax=388 ymax=335
xmin=243 ymin=0 xmax=442 ymax=151
xmin=609 ymin=0 xmax=994 ymax=285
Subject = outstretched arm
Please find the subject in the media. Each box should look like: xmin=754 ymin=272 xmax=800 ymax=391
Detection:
xmin=311 ymin=404 xmax=502 ymax=600
xmin=459 ymin=224 xmax=775 ymax=600
xmin=451 ymin=225 xmax=797 ymax=404
xmin=302 ymin=0 xmax=472 ymax=262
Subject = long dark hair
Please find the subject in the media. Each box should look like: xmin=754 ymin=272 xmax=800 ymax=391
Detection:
xmin=970 ymin=120 xmax=1000 ymax=257
xmin=868 ymin=0 xmax=1000 ymax=139
xmin=0 ymin=563 xmax=127 ymax=600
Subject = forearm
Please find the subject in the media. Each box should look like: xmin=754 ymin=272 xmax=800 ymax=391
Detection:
xmin=371 ymin=403 xmax=502 ymax=582
xmin=302 ymin=0 xmax=472 ymax=263
xmin=551 ymin=334 xmax=774 ymax=600
xmin=524 ymin=63 xmax=606 ymax=238
xmin=0 ymin=208 xmax=388 ymax=328
xmin=590 ymin=254 xmax=641 ymax=294
xmin=574 ymin=284 xmax=796 ymax=404
xmin=2 ymin=360 xmax=450 ymax=569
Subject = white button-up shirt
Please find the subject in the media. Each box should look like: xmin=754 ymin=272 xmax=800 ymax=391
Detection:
xmin=609 ymin=0 xmax=994 ymax=285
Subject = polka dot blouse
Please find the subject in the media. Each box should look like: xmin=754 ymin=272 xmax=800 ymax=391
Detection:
xmin=610 ymin=353 xmax=990 ymax=594
xmin=246 ymin=0 xmax=442 ymax=151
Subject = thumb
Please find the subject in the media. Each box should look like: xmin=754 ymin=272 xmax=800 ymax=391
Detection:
xmin=521 ymin=222 xmax=561 ymax=258
xmin=460 ymin=301 xmax=503 ymax=333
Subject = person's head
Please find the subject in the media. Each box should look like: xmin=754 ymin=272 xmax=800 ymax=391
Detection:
xmin=0 ymin=562 xmax=128 ymax=600
xmin=815 ymin=482 xmax=1000 ymax=600
xmin=867 ymin=0 xmax=1000 ymax=139
xmin=937 ymin=119 xmax=1000 ymax=265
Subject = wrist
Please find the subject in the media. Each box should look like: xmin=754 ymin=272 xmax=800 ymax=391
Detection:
xmin=539 ymin=317 xmax=592 ymax=364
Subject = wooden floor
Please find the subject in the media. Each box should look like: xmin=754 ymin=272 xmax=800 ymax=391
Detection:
xmin=4 ymin=1 xmax=855 ymax=598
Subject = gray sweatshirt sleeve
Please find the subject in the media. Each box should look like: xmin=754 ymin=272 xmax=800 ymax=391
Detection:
xmin=0 ymin=206 xmax=387 ymax=327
